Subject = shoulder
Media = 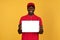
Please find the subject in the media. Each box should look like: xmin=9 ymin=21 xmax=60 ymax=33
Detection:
xmin=34 ymin=15 xmax=42 ymax=19
xmin=20 ymin=14 xmax=28 ymax=19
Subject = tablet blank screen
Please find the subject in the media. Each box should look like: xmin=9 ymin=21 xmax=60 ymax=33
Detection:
xmin=22 ymin=20 xmax=39 ymax=32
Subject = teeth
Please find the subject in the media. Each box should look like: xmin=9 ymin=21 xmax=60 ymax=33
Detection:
xmin=30 ymin=11 xmax=32 ymax=12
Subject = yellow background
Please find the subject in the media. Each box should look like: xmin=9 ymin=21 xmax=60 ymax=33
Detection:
xmin=0 ymin=0 xmax=60 ymax=40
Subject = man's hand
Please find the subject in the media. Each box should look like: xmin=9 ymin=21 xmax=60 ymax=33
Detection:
xmin=18 ymin=24 xmax=22 ymax=34
xmin=18 ymin=29 xmax=22 ymax=34
xmin=39 ymin=26 xmax=43 ymax=34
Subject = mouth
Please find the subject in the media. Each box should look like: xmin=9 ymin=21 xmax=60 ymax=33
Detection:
xmin=29 ymin=10 xmax=33 ymax=13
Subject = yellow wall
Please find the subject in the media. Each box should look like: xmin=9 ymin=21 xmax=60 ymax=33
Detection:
xmin=0 ymin=0 xmax=60 ymax=40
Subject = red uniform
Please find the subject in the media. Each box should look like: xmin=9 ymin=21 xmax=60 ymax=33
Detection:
xmin=19 ymin=14 xmax=43 ymax=40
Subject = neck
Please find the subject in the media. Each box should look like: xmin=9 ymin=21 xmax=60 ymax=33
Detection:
xmin=28 ymin=13 xmax=34 ymax=16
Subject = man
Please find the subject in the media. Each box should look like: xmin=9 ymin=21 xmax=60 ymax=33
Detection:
xmin=18 ymin=2 xmax=43 ymax=40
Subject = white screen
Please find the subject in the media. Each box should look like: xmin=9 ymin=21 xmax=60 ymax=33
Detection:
xmin=22 ymin=20 xmax=40 ymax=32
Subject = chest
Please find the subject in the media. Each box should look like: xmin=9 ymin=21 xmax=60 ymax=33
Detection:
xmin=22 ymin=16 xmax=39 ymax=20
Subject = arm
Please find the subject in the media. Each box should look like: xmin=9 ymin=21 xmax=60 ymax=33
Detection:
xmin=18 ymin=24 xmax=22 ymax=34
xmin=39 ymin=26 xmax=43 ymax=34
xmin=38 ymin=17 xmax=43 ymax=34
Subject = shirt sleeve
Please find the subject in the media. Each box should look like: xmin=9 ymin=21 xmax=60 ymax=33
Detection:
xmin=39 ymin=17 xmax=43 ymax=26
xmin=19 ymin=17 xmax=22 ymax=24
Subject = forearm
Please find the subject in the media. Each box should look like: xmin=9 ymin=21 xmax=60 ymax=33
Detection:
xmin=18 ymin=24 xmax=22 ymax=34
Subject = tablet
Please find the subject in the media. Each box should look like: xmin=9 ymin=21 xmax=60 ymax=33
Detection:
xmin=22 ymin=20 xmax=40 ymax=32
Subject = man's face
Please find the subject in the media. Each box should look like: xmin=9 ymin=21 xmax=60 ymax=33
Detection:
xmin=27 ymin=6 xmax=35 ymax=15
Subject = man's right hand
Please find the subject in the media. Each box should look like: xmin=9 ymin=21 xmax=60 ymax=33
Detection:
xmin=18 ymin=28 xmax=22 ymax=34
xmin=18 ymin=24 xmax=22 ymax=34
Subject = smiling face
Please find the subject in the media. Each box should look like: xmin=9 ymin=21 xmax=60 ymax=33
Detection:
xmin=27 ymin=6 xmax=35 ymax=15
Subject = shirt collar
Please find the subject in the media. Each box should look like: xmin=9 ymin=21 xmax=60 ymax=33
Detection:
xmin=27 ymin=13 xmax=35 ymax=17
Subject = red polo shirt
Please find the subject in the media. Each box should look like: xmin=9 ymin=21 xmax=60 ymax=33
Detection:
xmin=19 ymin=14 xmax=43 ymax=40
